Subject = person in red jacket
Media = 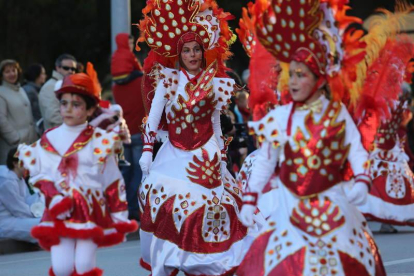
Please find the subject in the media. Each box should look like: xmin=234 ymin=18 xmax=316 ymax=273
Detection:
xmin=111 ymin=33 xmax=145 ymax=221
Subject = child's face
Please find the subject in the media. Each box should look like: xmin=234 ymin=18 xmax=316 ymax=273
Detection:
xmin=59 ymin=93 xmax=95 ymax=126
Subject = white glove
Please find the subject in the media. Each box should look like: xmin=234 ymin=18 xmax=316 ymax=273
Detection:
xmin=49 ymin=195 xmax=71 ymax=220
xmin=139 ymin=151 xmax=153 ymax=175
xmin=30 ymin=201 xmax=45 ymax=218
xmin=346 ymin=182 xmax=369 ymax=206
xmin=240 ymin=204 xmax=256 ymax=228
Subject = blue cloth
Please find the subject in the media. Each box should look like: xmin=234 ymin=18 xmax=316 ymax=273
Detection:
xmin=121 ymin=133 xmax=143 ymax=219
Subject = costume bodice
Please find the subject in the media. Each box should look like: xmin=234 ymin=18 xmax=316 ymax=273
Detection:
xmin=249 ymin=96 xmax=365 ymax=198
xmin=157 ymin=62 xmax=234 ymax=151
xmin=279 ymin=101 xmax=350 ymax=197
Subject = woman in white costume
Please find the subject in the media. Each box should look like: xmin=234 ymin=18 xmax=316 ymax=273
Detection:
xmin=136 ymin=1 xmax=255 ymax=275
xmin=237 ymin=0 xmax=387 ymax=275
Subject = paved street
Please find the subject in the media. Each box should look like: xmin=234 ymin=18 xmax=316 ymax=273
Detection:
xmin=0 ymin=222 xmax=413 ymax=276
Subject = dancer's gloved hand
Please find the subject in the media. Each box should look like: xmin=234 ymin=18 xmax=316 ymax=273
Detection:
xmin=240 ymin=204 xmax=256 ymax=228
xmin=139 ymin=151 xmax=153 ymax=175
xmin=346 ymin=182 xmax=369 ymax=206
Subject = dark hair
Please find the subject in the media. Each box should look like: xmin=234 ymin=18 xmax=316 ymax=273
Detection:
xmin=57 ymin=92 xmax=97 ymax=110
xmin=0 ymin=59 xmax=22 ymax=84
xmin=6 ymin=147 xmax=18 ymax=170
xmin=24 ymin=63 xmax=44 ymax=82
xmin=55 ymin=54 xmax=77 ymax=68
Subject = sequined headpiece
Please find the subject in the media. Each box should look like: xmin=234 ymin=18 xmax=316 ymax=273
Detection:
xmin=255 ymin=0 xmax=326 ymax=76
xmin=140 ymin=0 xmax=223 ymax=57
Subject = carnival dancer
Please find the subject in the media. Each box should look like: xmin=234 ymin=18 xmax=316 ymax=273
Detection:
xmin=236 ymin=0 xmax=387 ymax=275
xmin=357 ymin=83 xmax=414 ymax=231
xmin=342 ymin=6 xmax=414 ymax=233
xmin=136 ymin=0 xmax=256 ymax=275
xmin=17 ymin=63 xmax=138 ymax=276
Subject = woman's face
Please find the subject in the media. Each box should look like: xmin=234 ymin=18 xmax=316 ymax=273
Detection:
xmin=288 ymin=61 xmax=321 ymax=103
xmin=37 ymin=67 xmax=47 ymax=85
xmin=2 ymin=65 xmax=18 ymax=84
xmin=59 ymin=93 xmax=95 ymax=126
xmin=180 ymin=41 xmax=203 ymax=74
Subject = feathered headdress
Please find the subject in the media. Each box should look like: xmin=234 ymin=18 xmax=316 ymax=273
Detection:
xmin=248 ymin=0 xmax=366 ymax=105
xmin=136 ymin=0 xmax=235 ymax=115
xmin=236 ymin=2 xmax=279 ymax=121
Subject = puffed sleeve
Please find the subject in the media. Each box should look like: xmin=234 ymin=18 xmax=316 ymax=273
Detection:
xmin=248 ymin=107 xmax=287 ymax=148
xmin=212 ymin=77 xmax=234 ymax=111
xmin=17 ymin=141 xmax=68 ymax=216
xmin=93 ymin=128 xmax=138 ymax=233
xmin=17 ymin=142 xmax=41 ymax=181
xmin=245 ymin=108 xmax=286 ymax=196
xmin=91 ymin=128 xmax=123 ymax=164
xmin=340 ymin=104 xmax=370 ymax=175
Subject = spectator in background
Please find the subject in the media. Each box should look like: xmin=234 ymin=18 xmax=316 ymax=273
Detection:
xmin=233 ymin=90 xmax=250 ymax=123
xmin=22 ymin=63 xmax=47 ymax=126
xmin=76 ymin=61 xmax=85 ymax=73
xmin=0 ymin=148 xmax=43 ymax=243
xmin=0 ymin=60 xmax=38 ymax=165
xmin=39 ymin=53 xmax=77 ymax=130
xmin=111 ymin=33 xmax=145 ymax=221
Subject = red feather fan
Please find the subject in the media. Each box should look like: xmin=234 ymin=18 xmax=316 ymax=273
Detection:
xmin=248 ymin=38 xmax=279 ymax=121
xmin=356 ymin=36 xmax=414 ymax=151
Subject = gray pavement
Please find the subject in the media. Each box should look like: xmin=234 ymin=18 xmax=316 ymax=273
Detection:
xmin=0 ymin=222 xmax=413 ymax=276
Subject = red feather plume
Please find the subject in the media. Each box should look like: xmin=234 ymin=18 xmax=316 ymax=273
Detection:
xmin=356 ymin=36 xmax=414 ymax=150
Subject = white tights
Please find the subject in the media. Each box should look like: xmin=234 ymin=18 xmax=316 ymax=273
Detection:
xmin=51 ymin=238 xmax=98 ymax=276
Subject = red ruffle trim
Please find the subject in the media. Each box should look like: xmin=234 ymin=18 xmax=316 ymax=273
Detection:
xmin=32 ymin=220 xmax=137 ymax=250
xmin=73 ymin=268 xmax=103 ymax=276
xmin=49 ymin=267 xmax=56 ymax=276
xmin=49 ymin=197 xmax=73 ymax=219
xmin=94 ymin=221 xmax=139 ymax=247
xmin=114 ymin=220 xmax=139 ymax=233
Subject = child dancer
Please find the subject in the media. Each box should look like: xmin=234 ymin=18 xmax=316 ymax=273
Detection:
xmin=18 ymin=63 xmax=137 ymax=276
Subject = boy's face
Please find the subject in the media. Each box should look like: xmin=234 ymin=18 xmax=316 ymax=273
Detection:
xmin=59 ymin=93 xmax=95 ymax=126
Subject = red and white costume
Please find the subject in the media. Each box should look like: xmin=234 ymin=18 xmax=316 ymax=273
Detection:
xmin=238 ymin=97 xmax=385 ymax=276
xmin=136 ymin=1 xmax=256 ymax=275
xmin=139 ymin=63 xmax=254 ymax=276
xmin=18 ymin=63 xmax=137 ymax=276
xmin=236 ymin=0 xmax=389 ymax=275
xmin=358 ymin=97 xmax=414 ymax=226
xmin=18 ymin=124 xmax=136 ymax=250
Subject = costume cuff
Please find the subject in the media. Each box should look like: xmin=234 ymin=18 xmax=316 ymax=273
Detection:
xmin=242 ymin=192 xmax=258 ymax=206
xmin=354 ymin=173 xmax=372 ymax=191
